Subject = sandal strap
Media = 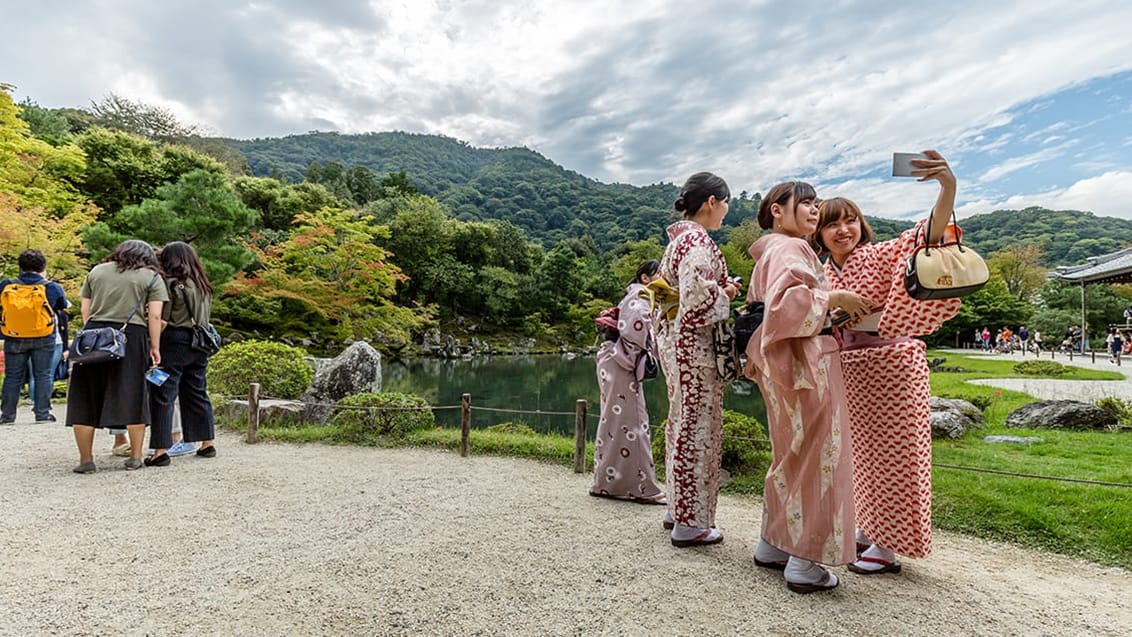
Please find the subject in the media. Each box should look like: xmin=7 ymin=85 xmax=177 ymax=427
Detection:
xmin=855 ymin=556 xmax=896 ymax=566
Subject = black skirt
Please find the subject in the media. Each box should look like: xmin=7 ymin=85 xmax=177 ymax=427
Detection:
xmin=65 ymin=322 xmax=152 ymax=428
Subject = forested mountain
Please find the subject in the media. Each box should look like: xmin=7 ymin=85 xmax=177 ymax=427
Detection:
xmin=227 ymin=132 xmax=1131 ymax=265
xmin=227 ymin=132 xmax=768 ymax=250
xmin=956 ymin=208 xmax=1132 ymax=266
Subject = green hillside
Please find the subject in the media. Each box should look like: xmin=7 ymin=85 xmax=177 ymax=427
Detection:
xmin=226 ymin=132 xmax=1132 ymax=265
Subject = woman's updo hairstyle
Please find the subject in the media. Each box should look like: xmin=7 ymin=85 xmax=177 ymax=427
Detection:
xmin=757 ymin=181 xmax=818 ymax=230
xmin=633 ymin=259 xmax=660 ymax=284
xmin=674 ymin=172 xmax=730 ymax=218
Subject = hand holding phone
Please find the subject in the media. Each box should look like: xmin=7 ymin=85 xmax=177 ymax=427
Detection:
xmin=892 ymin=152 xmax=929 ymax=177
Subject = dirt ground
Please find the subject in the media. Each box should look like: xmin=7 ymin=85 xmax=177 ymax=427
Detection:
xmin=1 ymin=410 xmax=1129 ymax=636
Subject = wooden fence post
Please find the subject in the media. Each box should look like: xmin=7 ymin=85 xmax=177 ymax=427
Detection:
xmin=1091 ymin=350 xmax=1096 ymax=363
xmin=573 ymin=399 xmax=587 ymax=473
xmin=460 ymin=393 xmax=471 ymax=458
xmin=246 ymin=382 xmax=260 ymax=444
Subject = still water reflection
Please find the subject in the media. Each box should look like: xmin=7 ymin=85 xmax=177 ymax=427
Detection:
xmin=381 ymin=355 xmax=766 ymax=436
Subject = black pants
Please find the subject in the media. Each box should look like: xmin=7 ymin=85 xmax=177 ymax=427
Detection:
xmin=149 ymin=327 xmax=215 ymax=449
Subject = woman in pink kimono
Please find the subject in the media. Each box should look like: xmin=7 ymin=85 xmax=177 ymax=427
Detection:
xmin=811 ymin=151 xmax=961 ymax=576
xmin=744 ymin=181 xmax=871 ymax=593
xmin=590 ymin=260 xmax=666 ymax=504
xmin=655 ymin=172 xmax=741 ymax=548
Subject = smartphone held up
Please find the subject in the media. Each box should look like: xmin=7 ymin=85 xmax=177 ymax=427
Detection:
xmin=892 ymin=152 xmax=928 ymax=177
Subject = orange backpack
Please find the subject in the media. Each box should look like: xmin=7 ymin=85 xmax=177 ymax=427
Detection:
xmin=0 ymin=281 xmax=55 ymax=338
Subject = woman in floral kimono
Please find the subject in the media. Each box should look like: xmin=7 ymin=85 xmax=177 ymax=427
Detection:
xmin=811 ymin=151 xmax=961 ymax=576
xmin=655 ymin=172 xmax=740 ymax=548
xmin=590 ymin=260 xmax=666 ymax=504
xmin=744 ymin=181 xmax=871 ymax=593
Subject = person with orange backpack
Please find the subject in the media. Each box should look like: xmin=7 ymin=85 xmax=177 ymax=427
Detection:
xmin=1 ymin=249 xmax=69 ymax=424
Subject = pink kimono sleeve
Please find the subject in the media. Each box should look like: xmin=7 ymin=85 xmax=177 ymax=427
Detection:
xmin=876 ymin=221 xmax=962 ymax=338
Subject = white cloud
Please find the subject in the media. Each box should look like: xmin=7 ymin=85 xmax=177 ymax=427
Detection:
xmin=956 ymin=171 xmax=1132 ymax=219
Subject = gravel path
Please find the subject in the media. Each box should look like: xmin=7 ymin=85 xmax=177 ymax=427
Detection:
xmin=947 ymin=349 xmax=1132 ymax=402
xmin=1 ymin=405 xmax=1130 ymax=636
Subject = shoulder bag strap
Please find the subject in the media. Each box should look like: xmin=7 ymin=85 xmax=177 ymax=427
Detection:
xmin=120 ymin=273 xmax=160 ymax=331
xmin=178 ymin=282 xmax=202 ymax=326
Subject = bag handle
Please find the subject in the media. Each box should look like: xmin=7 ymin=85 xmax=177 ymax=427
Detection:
xmin=119 ymin=273 xmax=160 ymax=331
xmin=917 ymin=207 xmax=966 ymax=257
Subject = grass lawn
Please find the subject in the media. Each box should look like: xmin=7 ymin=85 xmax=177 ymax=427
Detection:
xmin=926 ymin=350 xmax=1132 ymax=567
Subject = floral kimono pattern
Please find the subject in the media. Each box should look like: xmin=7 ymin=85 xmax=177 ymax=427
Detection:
xmin=591 ymin=283 xmax=664 ymax=501
xmin=654 ymin=220 xmax=731 ymax=529
xmin=826 ymin=221 xmax=961 ymax=558
xmin=745 ymin=233 xmax=855 ymax=566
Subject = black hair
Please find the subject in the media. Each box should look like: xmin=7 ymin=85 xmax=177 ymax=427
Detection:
xmin=633 ymin=259 xmax=660 ymax=284
xmin=18 ymin=249 xmax=46 ymax=273
xmin=104 ymin=239 xmax=161 ymax=273
xmin=757 ymin=181 xmax=818 ymax=230
xmin=159 ymin=241 xmax=213 ymax=296
xmin=673 ymin=172 xmax=730 ymax=219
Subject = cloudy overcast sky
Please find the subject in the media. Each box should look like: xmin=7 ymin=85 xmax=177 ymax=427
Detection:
xmin=3 ymin=0 xmax=1132 ymax=220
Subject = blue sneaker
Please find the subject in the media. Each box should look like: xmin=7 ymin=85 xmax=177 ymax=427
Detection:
xmin=167 ymin=440 xmax=198 ymax=457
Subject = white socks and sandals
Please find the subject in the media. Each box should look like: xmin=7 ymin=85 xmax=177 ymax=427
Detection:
xmin=754 ymin=540 xmax=841 ymax=594
xmin=849 ymin=530 xmax=902 ymax=575
xmin=663 ymin=511 xmax=723 ymax=548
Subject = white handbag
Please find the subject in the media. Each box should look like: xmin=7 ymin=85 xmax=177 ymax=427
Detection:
xmin=904 ymin=210 xmax=989 ymax=300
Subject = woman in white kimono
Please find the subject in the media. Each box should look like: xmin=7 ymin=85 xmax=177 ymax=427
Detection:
xmin=589 ymin=260 xmax=665 ymax=504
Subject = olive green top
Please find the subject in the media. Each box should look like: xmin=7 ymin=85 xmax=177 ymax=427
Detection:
xmin=162 ymin=278 xmax=212 ymax=328
xmin=80 ymin=263 xmax=169 ymax=327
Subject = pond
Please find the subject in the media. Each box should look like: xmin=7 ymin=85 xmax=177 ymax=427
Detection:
xmin=380 ymin=354 xmax=766 ymax=436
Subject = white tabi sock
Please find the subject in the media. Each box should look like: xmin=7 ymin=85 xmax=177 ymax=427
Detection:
xmin=785 ymin=556 xmax=833 ymax=585
xmin=855 ymin=529 xmax=873 ymax=546
xmin=754 ymin=539 xmax=789 ymax=564
xmin=671 ymin=522 xmax=721 ymax=543
xmin=853 ymin=544 xmax=898 ymax=571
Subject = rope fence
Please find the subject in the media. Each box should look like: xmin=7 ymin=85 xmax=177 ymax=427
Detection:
xmin=232 ymin=383 xmax=1132 ymax=489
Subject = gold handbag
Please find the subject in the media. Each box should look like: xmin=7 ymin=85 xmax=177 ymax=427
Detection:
xmin=904 ymin=210 xmax=988 ymax=300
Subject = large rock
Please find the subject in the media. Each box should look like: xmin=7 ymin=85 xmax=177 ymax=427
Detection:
xmin=929 ymin=397 xmax=986 ymax=439
xmin=220 ymin=398 xmax=309 ymax=427
xmin=301 ymin=341 xmax=383 ymax=423
xmin=1004 ymin=400 xmax=1118 ymax=431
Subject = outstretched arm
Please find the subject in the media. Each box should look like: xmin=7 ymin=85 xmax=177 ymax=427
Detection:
xmin=912 ymin=150 xmax=957 ymax=244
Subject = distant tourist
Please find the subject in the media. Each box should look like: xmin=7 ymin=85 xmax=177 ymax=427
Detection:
xmin=589 ymin=259 xmax=665 ymax=504
xmin=654 ymin=172 xmax=739 ymax=548
xmin=1106 ymin=327 xmax=1123 ymax=364
xmin=1 ymin=249 xmax=68 ymax=425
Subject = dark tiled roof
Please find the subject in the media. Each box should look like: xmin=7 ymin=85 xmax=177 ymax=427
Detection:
xmin=1055 ymin=246 xmax=1132 ymax=284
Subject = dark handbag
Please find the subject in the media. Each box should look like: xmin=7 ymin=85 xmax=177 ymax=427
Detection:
xmin=178 ymin=284 xmax=221 ymax=356
xmin=641 ymin=352 xmax=659 ymax=380
xmin=734 ymin=300 xmax=765 ymax=355
xmin=904 ymin=210 xmax=989 ymax=299
xmin=713 ymin=319 xmax=739 ymax=382
xmin=68 ymin=274 xmax=158 ymax=366
xmin=53 ymin=356 xmax=69 ymax=381
xmin=68 ymin=325 xmax=128 ymax=365
xmin=191 ymin=322 xmax=222 ymax=356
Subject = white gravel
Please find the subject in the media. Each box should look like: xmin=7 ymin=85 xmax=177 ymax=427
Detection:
xmin=1 ymin=406 xmax=1130 ymax=636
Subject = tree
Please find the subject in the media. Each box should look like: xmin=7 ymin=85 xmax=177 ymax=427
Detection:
xmin=16 ymin=98 xmax=73 ymax=146
xmin=937 ymin=279 xmax=1032 ymax=346
xmin=987 ymin=244 xmax=1047 ymax=300
xmin=1 ymin=88 xmax=87 ymax=216
xmin=89 ymin=92 xmax=199 ymax=140
xmin=83 ymin=169 xmax=260 ymax=284
xmin=223 ymin=207 xmax=427 ymax=344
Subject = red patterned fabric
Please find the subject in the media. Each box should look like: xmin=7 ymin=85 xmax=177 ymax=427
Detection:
xmin=823 ymin=223 xmax=961 ymax=559
xmin=840 ymin=340 xmax=933 ymax=557
xmin=655 ymin=220 xmax=731 ymax=529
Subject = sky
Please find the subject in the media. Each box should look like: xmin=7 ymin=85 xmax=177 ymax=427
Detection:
xmin=3 ymin=0 xmax=1132 ymax=221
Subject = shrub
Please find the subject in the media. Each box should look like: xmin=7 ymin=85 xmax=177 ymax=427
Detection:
xmin=208 ymin=339 xmax=313 ymax=399
xmin=1013 ymin=360 xmax=1072 ymax=376
xmin=485 ymin=422 xmax=537 ymax=436
xmin=650 ymin=409 xmax=770 ymax=475
xmin=1096 ymin=397 xmax=1132 ymax=426
xmin=330 ymin=392 xmax=435 ymax=440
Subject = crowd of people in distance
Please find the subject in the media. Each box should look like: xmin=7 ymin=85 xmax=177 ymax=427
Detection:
xmin=590 ymin=151 xmax=964 ymax=593
xmin=1 ymin=241 xmax=219 ymax=473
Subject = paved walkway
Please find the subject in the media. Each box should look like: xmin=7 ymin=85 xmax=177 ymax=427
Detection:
xmin=938 ymin=348 xmax=1132 ymax=402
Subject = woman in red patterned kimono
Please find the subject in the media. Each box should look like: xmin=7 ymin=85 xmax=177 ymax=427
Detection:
xmin=811 ymin=150 xmax=961 ymax=576
xmin=655 ymin=172 xmax=741 ymax=548
xmin=744 ymin=181 xmax=871 ymax=594
xmin=589 ymin=260 xmax=666 ymax=504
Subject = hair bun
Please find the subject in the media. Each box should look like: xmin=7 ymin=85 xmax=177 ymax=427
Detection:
xmin=673 ymin=196 xmax=687 ymax=212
